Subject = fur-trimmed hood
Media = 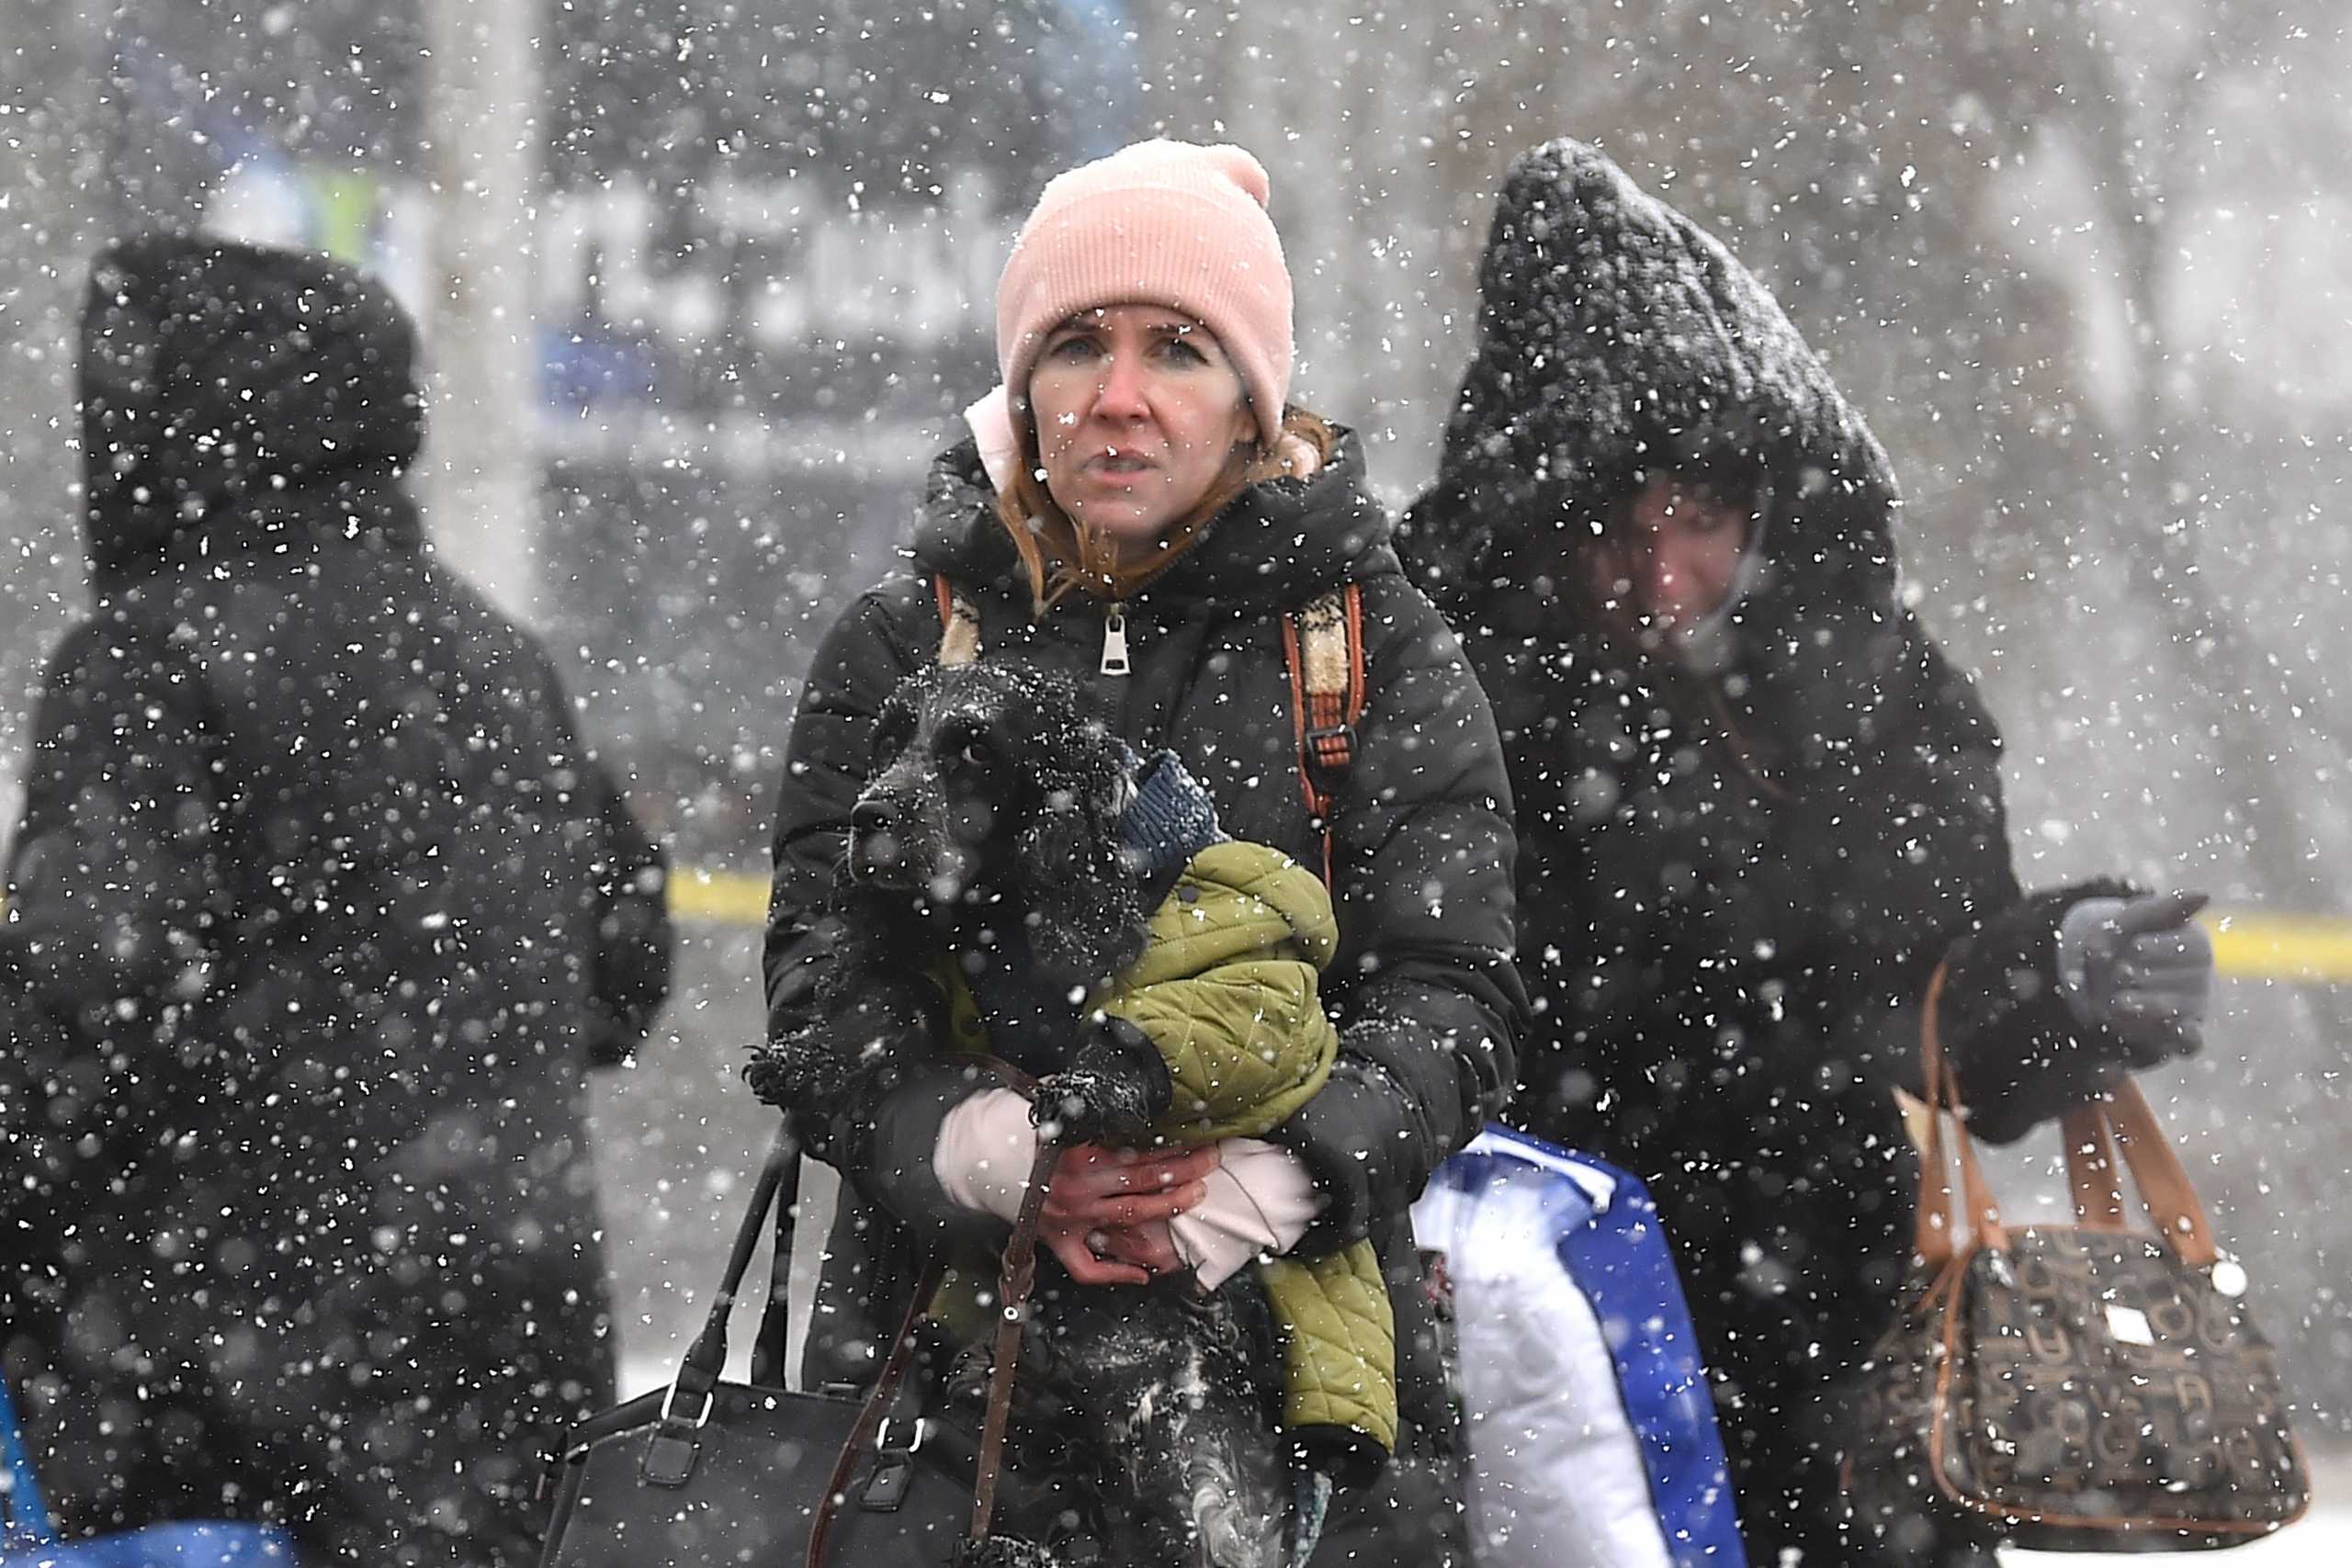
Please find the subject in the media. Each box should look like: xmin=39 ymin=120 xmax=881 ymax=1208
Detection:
xmin=1401 ymin=139 xmax=1915 ymax=760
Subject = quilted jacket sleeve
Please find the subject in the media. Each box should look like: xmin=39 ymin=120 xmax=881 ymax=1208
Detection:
xmin=1100 ymin=841 xmax=1340 ymax=1140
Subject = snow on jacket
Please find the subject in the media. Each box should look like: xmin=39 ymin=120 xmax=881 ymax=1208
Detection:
xmin=1398 ymin=141 xmax=2142 ymax=1564
xmin=0 ymin=236 xmax=671 ymax=1557
xmin=934 ymin=832 xmax=1397 ymax=1476
xmin=757 ymin=427 xmax=1528 ymax=1495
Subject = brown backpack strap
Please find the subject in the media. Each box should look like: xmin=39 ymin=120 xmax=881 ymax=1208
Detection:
xmin=935 ymin=574 xmax=982 ymax=666
xmin=1280 ymin=583 xmax=1367 ymax=884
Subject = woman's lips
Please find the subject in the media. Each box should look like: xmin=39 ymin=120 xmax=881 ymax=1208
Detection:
xmin=1078 ymin=457 xmax=1158 ymax=491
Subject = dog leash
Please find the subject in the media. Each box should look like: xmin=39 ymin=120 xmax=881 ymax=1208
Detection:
xmin=804 ymin=1249 xmax=946 ymax=1568
xmin=803 ymin=1129 xmax=1058 ymax=1565
xmin=969 ymin=1137 xmax=1061 ymax=1543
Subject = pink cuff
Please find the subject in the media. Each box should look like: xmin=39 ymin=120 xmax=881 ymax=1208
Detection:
xmin=1169 ymin=1138 xmax=1320 ymax=1290
xmin=933 ymin=1088 xmax=1042 ymax=1224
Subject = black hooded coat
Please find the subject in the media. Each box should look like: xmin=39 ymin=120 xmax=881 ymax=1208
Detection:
xmin=758 ymin=428 xmax=1527 ymax=1562
xmin=0 ymin=237 xmax=672 ymax=1565
xmin=1399 ymin=142 xmax=2143 ymax=1565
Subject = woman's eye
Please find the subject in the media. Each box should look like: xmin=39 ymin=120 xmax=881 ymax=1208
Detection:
xmin=1160 ymin=337 xmax=1206 ymax=365
xmin=1046 ymin=335 xmax=1102 ymax=362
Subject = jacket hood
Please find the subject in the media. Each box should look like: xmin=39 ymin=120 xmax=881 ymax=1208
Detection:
xmin=1400 ymin=140 xmax=1914 ymax=761
xmin=79 ymin=234 xmax=425 ymax=586
xmin=909 ymin=424 xmax=1397 ymax=617
xmin=1405 ymin=139 xmax=1899 ymax=593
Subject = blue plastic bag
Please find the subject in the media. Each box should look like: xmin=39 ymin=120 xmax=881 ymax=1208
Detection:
xmin=2 ymin=1524 xmax=296 ymax=1568
xmin=1 ymin=1379 xmax=296 ymax=1567
xmin=1412 ymin=1126 xmax=1747 ymax=1568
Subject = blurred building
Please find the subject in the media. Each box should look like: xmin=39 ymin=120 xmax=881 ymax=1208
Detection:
xmin=93 ymin=0 xmax=1141 ymax=862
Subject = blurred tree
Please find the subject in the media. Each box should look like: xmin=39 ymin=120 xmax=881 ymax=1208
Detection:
xmin=419 ymin=0 xmax=544 ymax=621
xmin=0 ymin=0 xmax=117 ymax=829
xmin=2000 ymin=0 xmax=2348 ymax=909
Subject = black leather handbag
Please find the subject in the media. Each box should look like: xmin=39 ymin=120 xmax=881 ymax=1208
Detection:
xmin=537 ymin=1129 xmax=1050 ymax=1567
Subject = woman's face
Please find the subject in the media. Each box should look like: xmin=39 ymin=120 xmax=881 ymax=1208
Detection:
xmin=1589 ymin=472 xmax=1752 ymax=632
xmin=1026 ymin=304 xmax=1259 ymax=557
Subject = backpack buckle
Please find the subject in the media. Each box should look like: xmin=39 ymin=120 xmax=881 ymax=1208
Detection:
xmin=1302 ymin=722 xmax=1355 ymax=798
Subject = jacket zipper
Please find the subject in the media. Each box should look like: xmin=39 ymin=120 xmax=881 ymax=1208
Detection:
xmin=1101 ymin=602 xmax=1132 ymax=676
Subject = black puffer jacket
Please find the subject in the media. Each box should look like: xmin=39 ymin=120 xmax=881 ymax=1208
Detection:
xmin=1400 ymin=141 xmax=2142 ymax=1565
xmin=0 ymin=237 xmax=671 ymax=1561
xmin=757 ymin=430 xmax=1524 ymax=1491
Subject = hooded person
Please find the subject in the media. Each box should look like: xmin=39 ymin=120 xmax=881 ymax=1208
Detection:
xmin=754 ymin=138 xmax=1527 ymax=1566
xmin=0 ymin=235 xmax=673 ymax=1565
xmin=1398 ymin=141 xmax=2215 ymax=1567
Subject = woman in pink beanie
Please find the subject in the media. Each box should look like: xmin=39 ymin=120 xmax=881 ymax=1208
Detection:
xmin=758 ymin=138 xmax=1526 ymax=1567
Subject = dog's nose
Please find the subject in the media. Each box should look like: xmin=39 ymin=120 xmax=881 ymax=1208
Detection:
xmin=850 ymin=798 xmax=906 ymax=880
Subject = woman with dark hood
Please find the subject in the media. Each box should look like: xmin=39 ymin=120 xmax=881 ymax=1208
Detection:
xmin=1399 ymin=141 xmax=2215 ymax=1565
xmin=1 ymin=236 xmax=672 ymax=1564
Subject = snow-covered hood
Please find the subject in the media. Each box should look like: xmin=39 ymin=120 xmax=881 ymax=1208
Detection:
xmin=1402 ymin=139 xmax=1915 ymax=757
xmin=78 ymin=234 xmax=425 ymax=587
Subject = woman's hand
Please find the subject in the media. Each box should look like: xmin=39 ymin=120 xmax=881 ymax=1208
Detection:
xmin=1038 ymin=1144 xmax=1214 ymax=1286
xmin=2056 ymin=891 xmax=2215 ymax=1065
xmin=1044 ymin=1217 xmax=1186 ymax=1286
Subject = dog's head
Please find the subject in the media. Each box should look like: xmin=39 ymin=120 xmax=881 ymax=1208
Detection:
xmin=850 ymin=661 xmax=1146 ymax=986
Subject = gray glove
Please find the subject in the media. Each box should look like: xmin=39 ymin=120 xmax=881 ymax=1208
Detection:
xmin=2055 ymin=891 xmax=2214 ymax=1066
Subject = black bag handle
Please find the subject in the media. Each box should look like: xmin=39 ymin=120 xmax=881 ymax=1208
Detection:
xmin=662 ymin=1124 xmax=801 ymax=1425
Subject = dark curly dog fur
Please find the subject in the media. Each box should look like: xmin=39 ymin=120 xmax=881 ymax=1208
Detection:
xmin=751 ymin=661 xmax=1291 ymax=1568
xmin=749 ymin=660 xmax=1165 ymax=1138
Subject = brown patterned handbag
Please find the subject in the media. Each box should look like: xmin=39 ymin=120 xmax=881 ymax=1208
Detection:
xmin=1845 ymin=965 xmax=2312 ymax=1552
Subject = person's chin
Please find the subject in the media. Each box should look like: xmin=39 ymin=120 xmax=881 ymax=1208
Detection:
xmin=1074 ymin=505 xmax=1171 ymax=542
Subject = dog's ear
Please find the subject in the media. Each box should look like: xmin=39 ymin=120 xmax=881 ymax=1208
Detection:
xmin=1015 ymin=718 xmax=1146 ymax=989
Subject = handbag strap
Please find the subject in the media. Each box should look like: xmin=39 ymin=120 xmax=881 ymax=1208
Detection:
xmin=1917 ymin=964 xmax=2220 ymax=1273
xmin=0 ymin=1371 xmax=58 ymax=1542
xmin=2098 ymin=1077 xmax=2220 ymax=1268
xmin=2061 ymin=1101 xmax=2128 ymax=1231
xmin=1915 ymin=963 xmax=2007 ymax=1270
xmin=665 ymin=1124 xmax=805 ymax=1421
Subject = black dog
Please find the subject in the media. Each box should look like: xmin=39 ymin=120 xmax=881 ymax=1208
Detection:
xmin=751 ymin=660 xmax=1292 ymax=1568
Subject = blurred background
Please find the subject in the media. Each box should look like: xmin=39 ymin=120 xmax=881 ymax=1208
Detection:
xmin=4 ymin=0 xmax=2349 ymax=1526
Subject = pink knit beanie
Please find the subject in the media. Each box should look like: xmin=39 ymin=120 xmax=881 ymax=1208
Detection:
xmin=996 ymin=139 xmax=1294 ymax=447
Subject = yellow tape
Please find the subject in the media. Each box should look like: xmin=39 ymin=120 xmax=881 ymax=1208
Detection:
xmin=2202 ymin=908 xmax=2352 ymax=985
xmin=669 ymin=867 xmax=771 ymax=928
xmin=664 ymin=881 xmax=2352 ymax=985
xmin=5 ymin=867 xmax=2345 ymax=983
